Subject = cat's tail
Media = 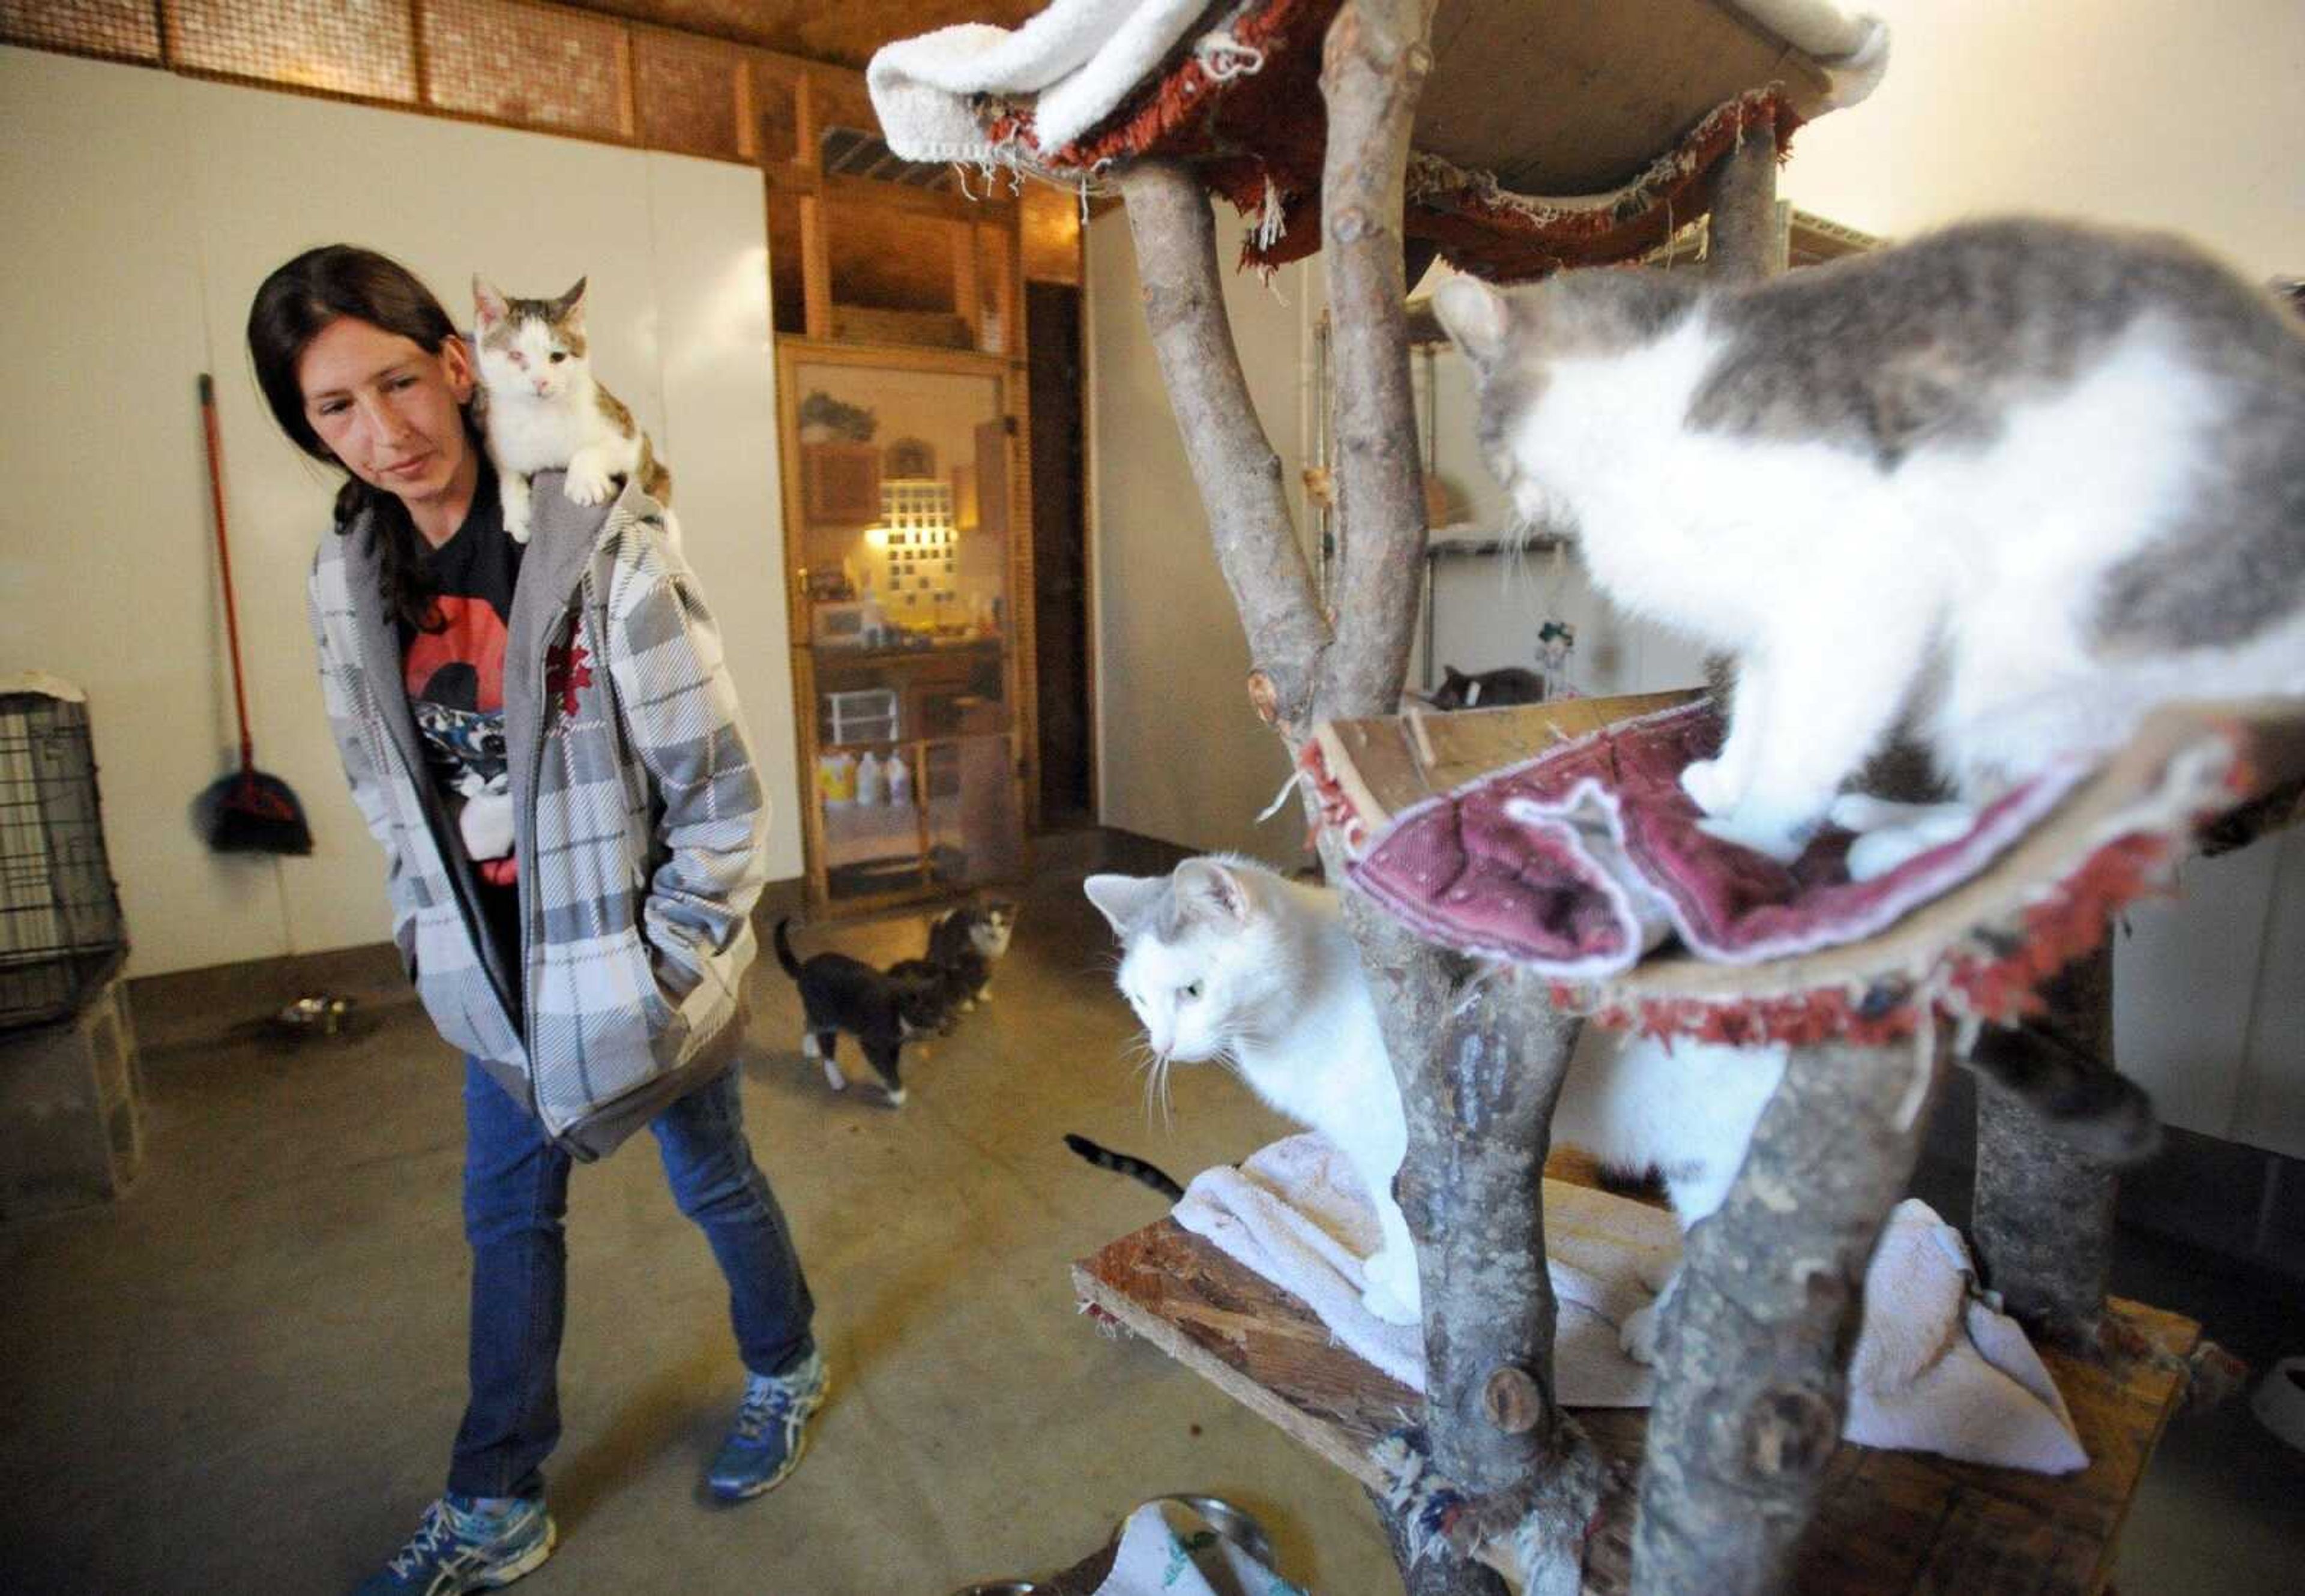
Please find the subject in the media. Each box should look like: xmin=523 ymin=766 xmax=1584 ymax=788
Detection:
xmin=1063 ymin=1133 xmax=1186 ymax=1202
xmin=773 ymin=917 xmax=804 ymax=981
xmin=1965 ymin=1017 xmax=2162 ymax=1166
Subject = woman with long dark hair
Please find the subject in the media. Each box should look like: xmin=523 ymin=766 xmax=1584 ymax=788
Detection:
xmin=249 ymin=245 xmax=821 ymax=1594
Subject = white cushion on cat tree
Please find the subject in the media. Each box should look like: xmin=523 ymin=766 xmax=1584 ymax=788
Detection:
xmin=868 ymin=0 xmax=1215 ymax=163
xmin=1177 ymin=1133 xmax=2089 ymax=1473
xmin=1173 ymin=1131 xmax=1673 ymax=1405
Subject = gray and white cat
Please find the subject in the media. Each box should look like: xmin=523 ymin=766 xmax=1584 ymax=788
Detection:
xmin=1434 ymin=218 xmax=2305 ymax=872
xmin=472 ymin=276 xmax=675 ymax=547
xmin=1084 ymin=855 xmax=1780 ymax=1348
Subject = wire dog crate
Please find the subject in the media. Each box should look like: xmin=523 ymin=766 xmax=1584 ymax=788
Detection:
xmin=1 ymin=678 xmax=127 ymax=1033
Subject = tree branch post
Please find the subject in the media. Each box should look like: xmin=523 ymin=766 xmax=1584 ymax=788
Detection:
xmin=1318 ymin=0 xmax=1438 ymax=720
xmin=1971 ymin=946 xmax=2120 ymax=1347
xmin=1703 ymin=119 xmax=1780 ymax=286
xmin=1632 ymin=1037 xmax=1949 ymax=1595
xmin=1345 ymin=900 xmax=1603 ymax=1595
xmin=1119 ymin=161 xmax=1330 ymax=736
xmin=1121 ymin=5 xmax=1604 ymax=1587
xmin=1318 ymin=2 xmax=1604 ymax=1586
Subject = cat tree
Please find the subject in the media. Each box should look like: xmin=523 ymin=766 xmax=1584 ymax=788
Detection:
xmin=986 ymin=1 xmax=2297 ymax=1589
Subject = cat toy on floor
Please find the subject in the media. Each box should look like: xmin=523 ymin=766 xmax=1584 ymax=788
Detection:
xmin=192 ymin=373 xmax=313 ymax=856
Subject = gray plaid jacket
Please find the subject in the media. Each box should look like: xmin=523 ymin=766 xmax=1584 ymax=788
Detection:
xmin=309 ymin=472 xmax=769 ymax=1158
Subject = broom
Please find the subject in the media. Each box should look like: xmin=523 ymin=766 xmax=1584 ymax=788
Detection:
xmin=193 ymin=373 xmax=313 ymax=855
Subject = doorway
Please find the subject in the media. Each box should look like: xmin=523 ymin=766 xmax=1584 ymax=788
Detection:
xmin=1028 ymin=282 xmax=1093 ymax=830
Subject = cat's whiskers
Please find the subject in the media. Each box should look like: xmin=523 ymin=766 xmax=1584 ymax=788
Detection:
xmin=1122 ymin=1034 xmax=1178 ymax=1131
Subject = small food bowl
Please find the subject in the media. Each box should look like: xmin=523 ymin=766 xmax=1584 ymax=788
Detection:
xmin=1113 ymin=1494 xmax=1277 ymax=1570
xmin=272 ymin=994 xmax=356 ymax=1036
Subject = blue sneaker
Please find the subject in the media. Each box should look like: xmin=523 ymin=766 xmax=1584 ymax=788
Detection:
xmin=354 ymin=1493 xmax=555 ymax=1594
xmin=707 ymin=1348 xmax=828 ymax=1501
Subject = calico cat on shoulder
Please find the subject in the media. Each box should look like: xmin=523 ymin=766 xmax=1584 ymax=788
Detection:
xmin=472 ymin=275 xmax=676 ymax=548
xmin=1435 ymin=217 xmax=2305 ymax=869
xmin=773 ymin=918 xmax=942 ymax=1107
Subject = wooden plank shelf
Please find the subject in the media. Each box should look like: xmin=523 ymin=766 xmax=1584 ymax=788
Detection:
xmin=1071 ymin=1157 xmax=2203 ymax=1595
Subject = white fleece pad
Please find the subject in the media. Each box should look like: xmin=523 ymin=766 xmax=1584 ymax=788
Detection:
xmin=1173 ymin=1134 xmax=2087 ymax=1474
xmin=867 ymin=0 xmax=1216 ymax=164
xmin=1172 ymin=1132 xmax=1673 ymax=1407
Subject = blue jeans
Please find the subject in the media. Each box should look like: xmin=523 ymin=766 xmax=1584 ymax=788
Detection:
xmin=447 ymin=1058 xmax=816 ymax=1501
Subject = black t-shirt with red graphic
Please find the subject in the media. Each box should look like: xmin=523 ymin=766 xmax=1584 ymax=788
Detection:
xmin=400 ymin=472 xmax=525 ymax=976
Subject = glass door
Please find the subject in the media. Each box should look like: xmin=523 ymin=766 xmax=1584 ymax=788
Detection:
xmin=781 ymin=345 xmax=1026 ymax=910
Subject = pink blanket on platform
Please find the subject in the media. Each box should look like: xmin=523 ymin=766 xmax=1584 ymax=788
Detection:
xmin=1343 ymin=701 xmax=2091 ymax=978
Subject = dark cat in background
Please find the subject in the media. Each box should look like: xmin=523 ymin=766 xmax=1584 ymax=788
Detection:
xmin=920 ymin=900 xmax=1017 ymax=1014
xmin=774 ymin=920 xmax=944 ymax=1107
xmin=1421 ymin=663 xmax=1545 ymax=711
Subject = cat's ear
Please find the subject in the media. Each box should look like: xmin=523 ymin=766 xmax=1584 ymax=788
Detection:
xmin=472 ymin=276 xmax=508 ymax=328
xmin=1175 ymin=858 xmax=1253 ymax=924
xmin=1432 ymin=276 xmax=1510 ymax=368
xmin=552 ymin=277 xmax=589 ymax=332
xmin=1083 ymin=874 xmax=1162 ymax=936
xmin=1441 ymin=666 xmax=1465 ymax=685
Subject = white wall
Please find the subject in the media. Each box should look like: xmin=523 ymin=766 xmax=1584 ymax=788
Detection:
xmin=1405 ymin=345 xmax=1711 ymax=700
xmin=1 ymin=46 xmax=800 ymax=977
xmin=1086 ymin=207 xmax=1304 ymax=867
xmin=1780 ymin=0 xmax=2305 ymax=278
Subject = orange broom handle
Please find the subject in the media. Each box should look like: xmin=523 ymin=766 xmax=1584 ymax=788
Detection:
xmin=199 ymin=374 xmax=257 ymax=775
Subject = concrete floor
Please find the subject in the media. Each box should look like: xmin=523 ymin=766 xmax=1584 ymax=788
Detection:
xmin=4 ymin=842 xmax=2300 ymax=1593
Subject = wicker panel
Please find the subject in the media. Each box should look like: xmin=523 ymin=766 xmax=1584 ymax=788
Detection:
xmin=749 ymin=53 xmax=803 ymax=164
xmin=1019 ymin=178 xmax=1081 ymax=286
xmin=632 ymin=26 xmax=739 ymax=158
xmin=421 ymin=0 xmax=631 ymax=137
xmin=826 ymin=197 xmax=953 ymax=315
xmin=0 ymin=0 xmax=161 ymax=63
xmin=523 ymin=2 xmax=1044 ymax=71
xmin=168 ymin=0 xmax=418 ymax=101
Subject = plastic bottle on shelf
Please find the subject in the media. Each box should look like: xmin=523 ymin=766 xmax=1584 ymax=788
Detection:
xmin=855 ymin=750 xmax=885 ymax=806
xmin=885 ymin=751 xmax=914 ymax=808
xmin=819 ymin=750 xmax=857 ymax=806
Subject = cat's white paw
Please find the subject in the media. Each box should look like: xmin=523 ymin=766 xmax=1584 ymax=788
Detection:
xmin=564 ymin=460 xmax=616 ymax=506
xmin=502 ymin=503 xmax=533 ymax=543
xmin=1828 ymin=793 xmax=1909 ymax=833
xmin=1619 ymin=1300 xmax=1663 ymax=1366
xmin=1845 ymin=826 xmax=1933 ymax=882
xmin=1844 ymin=809 xmax=1977 ymax=881
xmin=1679 ymin=757 xmax=1740 ymax=816
xmin=1697 ymin=808 xmax=1813 ymax=864
xmin=819 ymin=1055 xmax=847 ymax=1092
